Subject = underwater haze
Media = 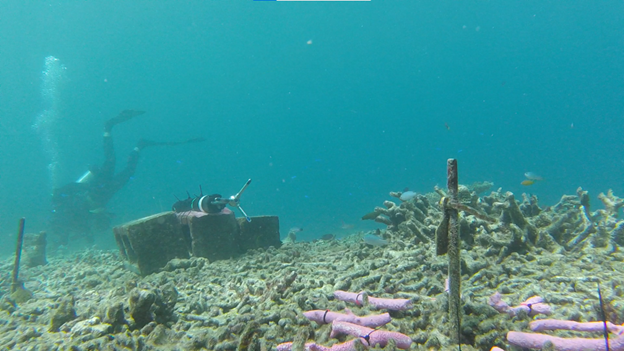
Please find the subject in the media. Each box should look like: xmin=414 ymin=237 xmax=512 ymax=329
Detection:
xmin=0 ymin=0 xmax=623 ymax=254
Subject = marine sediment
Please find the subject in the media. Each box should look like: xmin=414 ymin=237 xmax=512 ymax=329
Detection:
xmin=0 ymin=185 xmax=623 ymax=350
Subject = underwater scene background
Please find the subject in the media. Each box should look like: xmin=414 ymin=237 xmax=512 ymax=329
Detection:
xmin=0 ymin=1 xmax=624 ymax=350
xmin=1 ymin=1 xmax=622 ymax=253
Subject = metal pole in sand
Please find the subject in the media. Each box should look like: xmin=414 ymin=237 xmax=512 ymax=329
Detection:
xmin=446 ymin=159 xmax=462 ymax=346
xmin=10 ymin=218 xmax=26 ymax=293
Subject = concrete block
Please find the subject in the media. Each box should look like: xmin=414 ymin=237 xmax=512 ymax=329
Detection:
xmin=114 ymin=210 xmax=282 ymax=275
xmin=23 ymin=232 xmax=47 ymax=267
xmin=178 ymin=208 xmax=240 ymax=260
xmin=237 ymin=216 xmax=281 ymax=251
xmin=114 ymin=212 xmax=189 ymax=276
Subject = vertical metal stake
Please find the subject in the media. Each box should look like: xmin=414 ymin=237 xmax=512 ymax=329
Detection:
xmin=447 ymin=159 xmax=461 ymax=346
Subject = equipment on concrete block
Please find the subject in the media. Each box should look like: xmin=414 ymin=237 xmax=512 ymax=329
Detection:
xmin=113 ymin=179 xmax=281 ymax=275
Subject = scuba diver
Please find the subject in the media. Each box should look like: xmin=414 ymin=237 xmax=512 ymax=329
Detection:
xmin=50 ymin=110 xmax=204 ymax=244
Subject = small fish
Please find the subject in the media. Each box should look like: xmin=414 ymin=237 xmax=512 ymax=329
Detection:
xmin=444 ymin=122 xmax=450 ymax=130
xmin=524 ymin=172 xmax=543 ymax=181
xmin=521 ymin=180 xmax=535 ymax=186
xmin=363 ymin=234 xmax=388 ymax=246
xmin=399 ymin=191 xmax=417 ymax=202
xmin=361 ymin=211 xmax=380 ymax=220
xmin=320 ymin=234 xmax=335 ymax=241
xmin=288 ymin=227 xmax=303 ymax=234
xmin=123 ymin=261 xmax=141 ymax=275
xmin=340 ymin=221 xmax=354 ymax=230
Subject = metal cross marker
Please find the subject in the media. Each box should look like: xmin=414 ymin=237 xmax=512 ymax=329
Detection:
xmin=213 ymin=179 xmax=252 ymax=222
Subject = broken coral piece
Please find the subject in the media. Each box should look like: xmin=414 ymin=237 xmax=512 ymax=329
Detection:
xmin=334 ymin=290 xmax=413 ymax=311
xmin=303 ymin=309 xmax=391 ymax=328
xmin=276 ymin=339 xmax=362 ymax=351
xmin=488 ymin=292 xmax=551 ymax=316
xmin=598 ymin=189 xmax=624 ymax=216
xmin=330 ymin=320 xmax=412 ymax=350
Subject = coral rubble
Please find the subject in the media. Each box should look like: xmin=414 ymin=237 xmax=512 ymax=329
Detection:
xmin=0 ymin=186 xmax=623 ymax=350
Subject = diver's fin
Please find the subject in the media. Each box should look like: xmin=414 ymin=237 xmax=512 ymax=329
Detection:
xmin=136 ymin=139 xmax=165 ymax=150
xmin=136 ymin=137 xmax=206 ymax=150
xmin=106 ymin=110 xmax=146 ymax=130
xmin=183 ymin=137 xmax=206 ymax=144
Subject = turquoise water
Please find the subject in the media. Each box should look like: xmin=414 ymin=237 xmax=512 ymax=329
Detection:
xmin=0 ymin=1 xmax=622 ymax=254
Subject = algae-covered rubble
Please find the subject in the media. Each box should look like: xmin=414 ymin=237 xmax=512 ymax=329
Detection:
xmin=0 ymin=185 xmax=623 ymax=350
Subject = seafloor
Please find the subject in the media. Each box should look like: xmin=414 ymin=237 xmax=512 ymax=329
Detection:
xmin=1 ymin=184 xmax=623 ymax=351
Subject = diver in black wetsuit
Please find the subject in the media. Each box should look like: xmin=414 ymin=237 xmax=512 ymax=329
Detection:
xmin=50 ymin=110 xmax=203 ymax=244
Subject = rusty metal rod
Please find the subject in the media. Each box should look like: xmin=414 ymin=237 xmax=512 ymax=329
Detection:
xmin=447 ymin=159 xmax=462 ymax=346
xmin=10 ymin=218 xmax=26 ymax=293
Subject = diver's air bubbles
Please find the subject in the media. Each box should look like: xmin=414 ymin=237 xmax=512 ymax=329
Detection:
xmin=33 ymin=56 xmax=67 ymax=189
xmin=40 ymin=56 xmax=67 ymax=109
xmin=33 ymin=57 xmax=67 ymax=132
